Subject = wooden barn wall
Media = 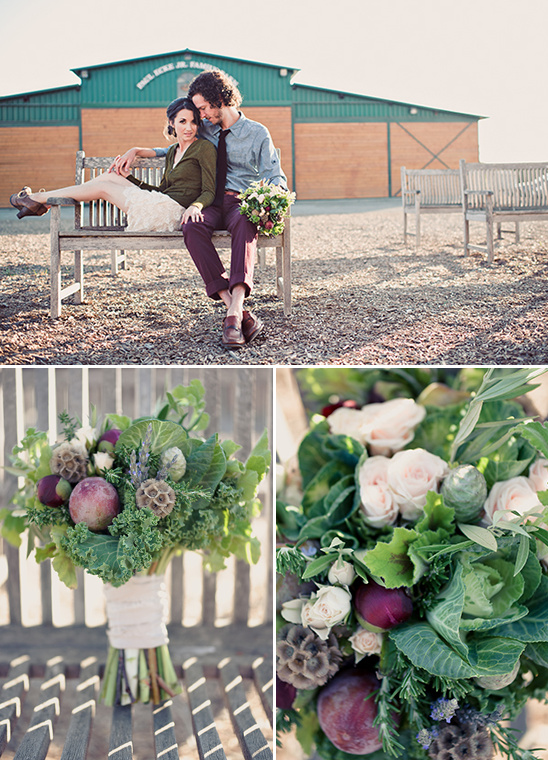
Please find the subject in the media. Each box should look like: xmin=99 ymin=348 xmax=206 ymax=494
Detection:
xmin=294 ymin=122 xmax=389 ymax=199
xmin=0 ymin=126 xmax=79 ymax=208
xmin=390 ymin=121 xmax=479 ymax=196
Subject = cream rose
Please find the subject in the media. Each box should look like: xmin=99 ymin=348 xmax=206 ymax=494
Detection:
xmin=484 ymin=476 xmax=542 ymax=524
xmin=93 ymin=451 xmax=115 ymax=474
xmin=360 ymin=398 xmax=426 ymax=456
xmin=358 ymin=456 xmax=399 ymax=527
xmin=71 ymin=425 xmax=97 ymax=448
xmin=528 ymin=458 xmax=548 ymax=494
xmin=348 ymin=628 xmax=384 ymax=663
xmin=327 ymin=407 xmax=369 ymax=444
xmin=301 ymin=585 xmax=352 ymax=640
xmin=387 ymin=448 xmax=449 ymax=520
xmin=280 ymin=598 xmax=305 ymax=625
xmin=328 ymin=559 xmax=356 ymax=586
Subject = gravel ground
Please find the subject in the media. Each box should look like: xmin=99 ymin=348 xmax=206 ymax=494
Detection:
xmin=1 ymin=205 xmax=548 ymax=365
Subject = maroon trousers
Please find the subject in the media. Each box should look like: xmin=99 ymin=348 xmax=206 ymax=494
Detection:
xmin=182 ymin=194 xmax=257 ymax=299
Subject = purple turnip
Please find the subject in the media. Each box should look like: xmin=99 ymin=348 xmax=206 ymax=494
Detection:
xmin=318 ymin=667 xmax=385 ymax=755
xmin=69 ymin=476 xmax=120 ymax=531
xmin=37 ymin=474 xmax=72 ymax=507
xmin=276 ymin=675 xmax=296 ymax=710
xmin=97 ymin=429 xmax=122 ymax=453
xmin=354 ymin=579 xmax=413 ymax=632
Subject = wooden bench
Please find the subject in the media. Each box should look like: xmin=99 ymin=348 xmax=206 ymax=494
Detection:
xmin=47 ymin=152 xmax=292 ymax=318
xmin=0 ymin=366 xmax=273 ymax=760
xmin=460 ymin=159 xmax=548 ymax=263
xmin=401 ymin=167 xmax=461 ymax=247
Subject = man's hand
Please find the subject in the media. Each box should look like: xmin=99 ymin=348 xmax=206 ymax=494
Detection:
xmin=182 ymin=205 xmax=204 ymax=224
xmin=108 ymin=148 xmax=140 ymax=174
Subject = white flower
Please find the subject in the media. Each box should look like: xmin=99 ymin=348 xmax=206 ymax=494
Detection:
xmin=387 ymin=448 xmax=449 ymax=520
xmin=528 ymin=458 xmax=548 ymax=493
xmin=301 ymin=585 xmax=352 ymax=640
xmin=360 ymin=398 xmax=426 ymax=456
xmin=93 ymin=451 xmax=115 ymax=473
xmin=72 ymin=425 xmax=97 ymax=448
xmin=484 ymin=476 xmax=542 ymax=524
xmin=358 ymin=456 xmax=399 ymax=527
xmin=280 ymin=598 xmax=305 ymax=625
xmin=348 ymin=628 xmax=384 ymax=663
xmin=328 ymin=559 xmax=356 ymax=586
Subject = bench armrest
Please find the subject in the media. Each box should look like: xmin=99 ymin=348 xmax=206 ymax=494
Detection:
xmin=47 ymin=197 xmax=79 ymax=206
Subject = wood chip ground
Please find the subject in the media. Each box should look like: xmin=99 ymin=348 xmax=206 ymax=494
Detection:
xmin=1 ymin=207 xmax=548 ymax=365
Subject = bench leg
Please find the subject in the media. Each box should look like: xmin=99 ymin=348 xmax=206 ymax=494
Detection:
xmin=403 ymin=211 xmax=408 ymax=246
xmin=276 ymin=246 xmax=283 ymax=299
xmin=515 ymin=222 xmax=520 ymax=244
xmin=486 ymin=196 xmax=494 ymax=264
xmin=111 ymin=249 xmax=128 ymax=275
xmin=415 ymin=200 xmax=421 ymax=249
xmin=497 ymin=222 xmax=502 ymax=240
xmin=257 ymin=246 xmax=266 ymax=272
xmin=50 ymin=205 xmax=62 ymax=318
xmin=463 ymin=216 xmax=470 ymax=256
xmin=74 ymin=250 xmax=84 ymax=304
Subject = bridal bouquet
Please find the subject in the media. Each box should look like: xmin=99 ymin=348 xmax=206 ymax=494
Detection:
xmin=238 ymin=180 xmax=295 ymax=236
xmin=276 ymin=367 xmax=548 ymax=760
xmin=1 ymin=381 xmax=270 ymax=706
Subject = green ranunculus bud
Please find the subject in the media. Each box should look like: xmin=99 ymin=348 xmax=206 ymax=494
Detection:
xmin=161 ymin=446 xmax=187 ymax=481
xmin=441 ymin=464 xmax=487 ymax=522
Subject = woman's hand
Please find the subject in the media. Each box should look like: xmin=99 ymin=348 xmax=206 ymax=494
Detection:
xmin=108 ymin=147 xmax=151 ymax=174
xmin=182 ymin=205 xmax=204 ymax=224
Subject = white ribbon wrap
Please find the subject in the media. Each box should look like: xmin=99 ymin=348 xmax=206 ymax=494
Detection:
xmin=104 ymin=574 xmax=169 ymax=649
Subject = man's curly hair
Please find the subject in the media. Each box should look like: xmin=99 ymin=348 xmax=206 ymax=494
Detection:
xmin=188 ymin=70 xmax=242 ymax=108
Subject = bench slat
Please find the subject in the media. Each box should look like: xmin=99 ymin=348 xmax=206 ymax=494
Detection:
xmin=0 ymin=656 xmax=31 ymax=755
xmin=108 ymin=704 xmax=133 ymax=760
xmin=59 ymin=657 xmax=100 ymax=760
xmin=13 ymin=657 xmax=65 ymax=760
xmin=251 ymin=657 xmax=273 ymax=725
xmin=183 ymin=659 xmax=227 ymax=760
xmin=218 ymin=659 xmax=272 ymax=760
xmin=152 ymin=700 xmax=179 ymax=760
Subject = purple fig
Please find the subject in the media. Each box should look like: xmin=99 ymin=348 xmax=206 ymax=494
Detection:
xmin=69 ymin=476 xmax=120 ymax=531
xmin=318 ymin=667 xmax=386 ymax=755
xmin=354 ymin=579 xmax=413 ymax=632
xmin=97 ymin=429 xmax=122 ymax=453
xmin=37 ymin=474 xmax=72 ymax=507
xmin=276 ymin=675 xmax=296 ymax=710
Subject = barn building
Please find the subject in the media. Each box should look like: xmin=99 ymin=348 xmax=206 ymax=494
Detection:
xmin=0 ymin=49 xmax=482 ymax=207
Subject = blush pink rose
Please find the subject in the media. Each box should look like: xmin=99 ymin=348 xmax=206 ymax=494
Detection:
xmin=359 ymin=398 xmax=426 ymax=456
xmin=358 ymin=456 xmax=399 ymax=527
xmin=348 ymin=628 xmax=384 ymax=663
xmin=387 ymin=448 xmax=449 ymax=520
xmin=484 ymin=476 xmax=542 ymax=524
xmin=327 ymin=407 xmax=369 ymax=444
xmin=528 ymin=458 xmax=548 ymax=494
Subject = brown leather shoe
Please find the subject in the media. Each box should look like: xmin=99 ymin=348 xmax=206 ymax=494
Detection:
xmin=222 ymin=315 xmax=245 ymax=349
xmin=242 ymin=310 xmax=264 ymax=343
xmin=10 ymin=187 xmax=49 ymax=219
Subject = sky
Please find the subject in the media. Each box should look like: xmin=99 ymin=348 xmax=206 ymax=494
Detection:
xmin=1 ymin=0 xmax=547 ymax=163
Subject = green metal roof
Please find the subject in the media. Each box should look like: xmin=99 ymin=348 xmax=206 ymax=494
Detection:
xmin=0 ymin=51 xmax=484 ymax=126
xmin=292 ymin=83 xmax=484 ymax=123
xmin=0 ymin=85 xmax=80 ymax=125
xmin=71 ymin=48 xmax=298 ymax=108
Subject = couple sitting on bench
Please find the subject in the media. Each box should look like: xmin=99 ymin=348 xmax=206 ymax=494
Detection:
xmin=10 ymin=70 xmax=287 ymax=349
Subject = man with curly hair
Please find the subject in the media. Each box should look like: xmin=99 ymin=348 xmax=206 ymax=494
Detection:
xmin=112 ymin=69 xmax=287 ymax=350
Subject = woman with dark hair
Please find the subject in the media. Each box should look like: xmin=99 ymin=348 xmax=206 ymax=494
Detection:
xmin=10 ymin=97 xmax=216 ymax=231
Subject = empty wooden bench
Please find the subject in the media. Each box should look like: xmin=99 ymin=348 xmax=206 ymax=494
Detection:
xmin=460 ymin=159 xmax=548 ymax=263
xmin=47 ymin=152 xmax=292 ymax=318
xmin=401 ymin=167 xmax=461 ymax=247
xmin=0 ymin=366 xmax=274 ymax=760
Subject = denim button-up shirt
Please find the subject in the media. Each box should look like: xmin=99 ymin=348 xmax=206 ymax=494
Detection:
xmin=156 ymin=112 xmax=287 ymax=192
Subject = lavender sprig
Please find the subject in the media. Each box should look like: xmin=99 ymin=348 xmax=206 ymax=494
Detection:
xmin=128 ymin=423 xmax=153 ymax=488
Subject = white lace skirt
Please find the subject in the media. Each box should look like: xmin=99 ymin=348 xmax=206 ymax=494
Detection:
xmin=123 ymin=186 xmax=185 ymax=232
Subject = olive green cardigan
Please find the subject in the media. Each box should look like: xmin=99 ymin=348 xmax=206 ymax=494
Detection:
xmin=127 ymin=138 xmax=216 ymax=210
